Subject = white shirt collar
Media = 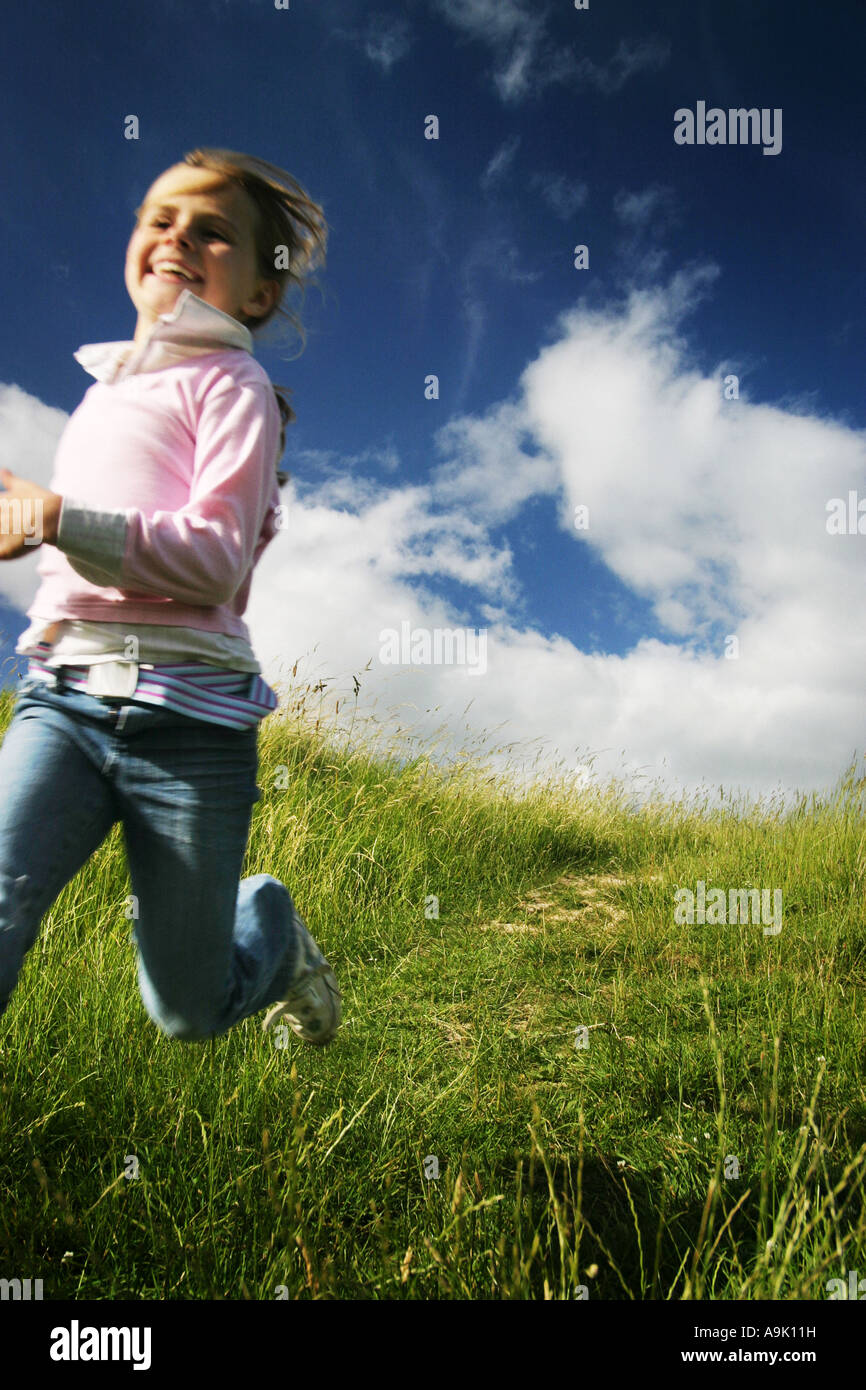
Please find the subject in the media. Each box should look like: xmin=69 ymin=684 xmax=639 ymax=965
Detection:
xmin=74 ymin=290 xmax=254 ymax=383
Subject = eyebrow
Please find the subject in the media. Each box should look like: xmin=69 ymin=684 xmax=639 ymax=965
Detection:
xmin=144 ymin=202 xmax=239 ymax=234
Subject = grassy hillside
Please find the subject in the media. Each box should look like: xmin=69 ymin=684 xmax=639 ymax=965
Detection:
xmin=0 ymin=679 xmax=864 ymax=1299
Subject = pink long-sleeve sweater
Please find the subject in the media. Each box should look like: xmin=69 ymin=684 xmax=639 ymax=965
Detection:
xmin=26 ymin=291 xmax=283 ymax=644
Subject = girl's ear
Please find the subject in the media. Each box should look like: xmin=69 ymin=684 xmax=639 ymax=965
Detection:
xmin=243 ymin=279 xmax=280 ymax=321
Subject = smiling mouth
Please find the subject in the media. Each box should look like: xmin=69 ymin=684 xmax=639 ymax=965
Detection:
xmin=148 ymin=262 xmax=202 ymax=284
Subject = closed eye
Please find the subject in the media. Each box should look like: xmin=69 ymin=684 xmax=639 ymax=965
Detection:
xmin=147 ymin=217 xmax=231 ymax=243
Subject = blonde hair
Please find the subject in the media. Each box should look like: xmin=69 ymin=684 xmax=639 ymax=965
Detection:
xmin=151 ymin=148 xmax=330 ymax=484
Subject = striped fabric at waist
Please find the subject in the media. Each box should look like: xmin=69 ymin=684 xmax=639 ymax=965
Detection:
xmin=24 ymin=647 xmax=278 ymax=731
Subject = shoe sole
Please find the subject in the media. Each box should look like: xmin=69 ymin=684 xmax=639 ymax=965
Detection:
xmin=262 ymin=963 xmax=342 ymax=1045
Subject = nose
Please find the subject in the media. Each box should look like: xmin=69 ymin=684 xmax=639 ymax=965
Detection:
xmin=161 ymin=222 xmax=195 ymax=251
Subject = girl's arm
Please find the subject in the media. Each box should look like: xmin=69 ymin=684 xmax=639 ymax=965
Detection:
xmin=48 ymin=379 xmax=281 ymax=605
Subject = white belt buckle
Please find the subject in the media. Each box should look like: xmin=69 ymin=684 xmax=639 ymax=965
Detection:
xmin=85 ymin=660 xmax=140 ymax=698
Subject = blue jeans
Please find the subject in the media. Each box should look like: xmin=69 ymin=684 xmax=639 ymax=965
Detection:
xmin=0 ymin=674 xmax=299 ymax=1041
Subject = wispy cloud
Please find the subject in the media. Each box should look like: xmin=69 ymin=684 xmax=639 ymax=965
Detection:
xmin=431 ymin=0 xmax=669 ymax=103
xmin=613 ymin=185 xmax=677 ymax=232
xmin=334 ymin=10 xmax=414 ymax=74
xmin=481 ymin=135 xmax=521 ymax=193
xmin=530 ymin=171 xmax=589 ymax=221
xmin=431 ymin=0 xmax=568 ymax=103
xmin=611 ymin=183 xmax=681 ymax=282
xmin=454 ymin=234 xmax=544 ymax=405
xmin=574 ymin=36 xmax=671 ymax=95
xmin=363 ymin=12 xmax=413 ymax=72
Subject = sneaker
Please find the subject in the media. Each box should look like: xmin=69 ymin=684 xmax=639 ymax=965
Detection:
xmin=262 ymin=904 xmax=341 ymax=1046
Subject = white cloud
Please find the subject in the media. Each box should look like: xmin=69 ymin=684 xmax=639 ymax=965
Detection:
xmin=2 ymin=266 xmax=864 ymax=808
xmin=249 ymin=262 xmax=866 ymax=805
xmin=430 ymin=401 xmax=560 ymax=525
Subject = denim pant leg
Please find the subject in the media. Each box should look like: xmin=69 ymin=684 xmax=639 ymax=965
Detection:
xmin=111 ymin=709 xmax=300 ymax=1041
xmin=0 ymin=684 xmax=118 ymax=1017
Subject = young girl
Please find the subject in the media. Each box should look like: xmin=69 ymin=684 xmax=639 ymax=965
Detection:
xmin=0 ymin=148 xmax=341 ymax=1046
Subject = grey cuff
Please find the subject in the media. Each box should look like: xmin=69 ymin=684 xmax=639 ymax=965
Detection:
xmin=56 ymin=498 xmax=129 ymax=586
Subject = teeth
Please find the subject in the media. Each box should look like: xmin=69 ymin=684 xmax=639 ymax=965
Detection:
xmin=152 ymin=263 xmax=194 ymax=280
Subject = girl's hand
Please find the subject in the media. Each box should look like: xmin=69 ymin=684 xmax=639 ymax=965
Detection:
xmin=0 ymin=469 xmax=63 ymax=557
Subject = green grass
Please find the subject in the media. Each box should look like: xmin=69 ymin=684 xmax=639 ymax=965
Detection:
xmin=0 ymin=675 xmax=864 ymax=1300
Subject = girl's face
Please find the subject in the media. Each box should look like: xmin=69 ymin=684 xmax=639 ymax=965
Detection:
xmin=125 ymin=165 xmax=278 ymax=342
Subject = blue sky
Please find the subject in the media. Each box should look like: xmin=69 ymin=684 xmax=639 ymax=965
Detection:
xmin=0 ymin=0 xmax=864 ymax=804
